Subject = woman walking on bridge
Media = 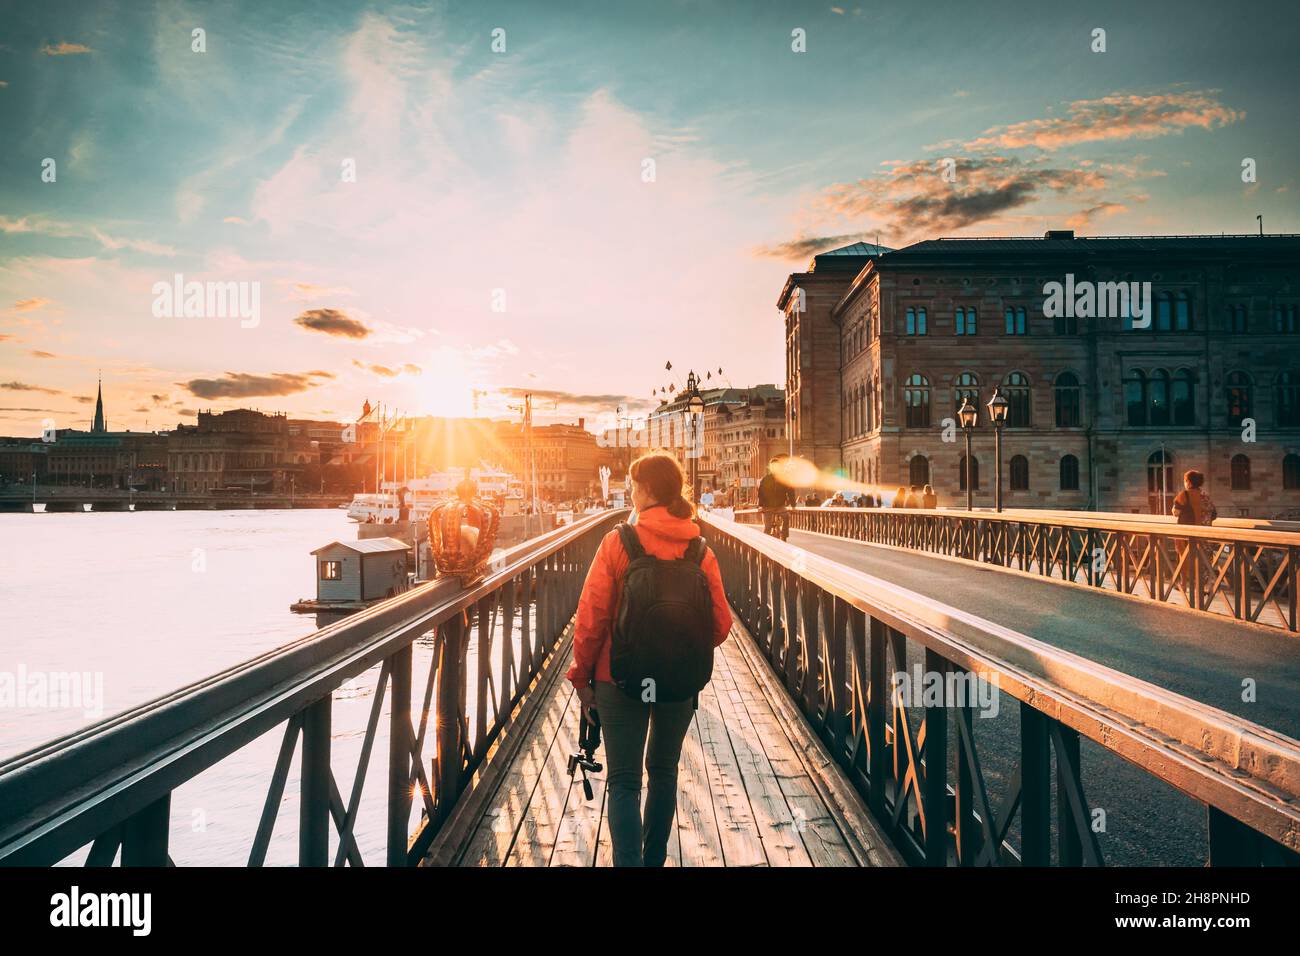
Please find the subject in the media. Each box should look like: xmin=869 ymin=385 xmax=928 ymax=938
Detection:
xmin=569 ymin=451 xmax=733 ymax=866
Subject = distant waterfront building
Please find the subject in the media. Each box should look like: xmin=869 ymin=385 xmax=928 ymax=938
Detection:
xmin=37 ymin=380 xmax=169 ymax=490
xmin=167 ymin=408 xmax=314 ymax=494
xmin=499 ymin=418 xmax=601 ymax=501
xmin=778 ymin=232 xmax=1300 ymax=517
xmin=646 ymin=384 xmax=786 ymax=494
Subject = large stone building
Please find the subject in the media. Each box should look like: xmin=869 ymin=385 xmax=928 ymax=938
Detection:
xmin=643 ymin=384 xmax=786 ymax=496
xmin=167 ymin=408 xmax=314 ymax=493
xmin=498 ymin=419 xmax=602 ymax=501
xmin=779 ymin=232 xmax=1300 ymax=518
xmin=35 ymin=380 xmax=169 ymax=490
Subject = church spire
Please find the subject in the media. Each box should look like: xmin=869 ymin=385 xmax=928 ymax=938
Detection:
xmin=92 ymin=373 xmax=106 ymax=433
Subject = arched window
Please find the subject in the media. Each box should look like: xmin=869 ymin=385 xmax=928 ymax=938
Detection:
xmin=956 ymin=306 xmax=977 ymax=336
xmin=909 ymin=455 xmax=930 ymax=487
xmin=1125 ymin=369 xmax=1147 ymax=426
xmin=1147 ymin=450 xmax=1174 ymax=508
xmin=1226 ymin=371 xmax=1253 ymax=426
xmin=903 ymin=373 xmax=931 ymax=428
xmin=1175 ymin=292 xmax=1192 ymax=331
xmin=1277 ymin=371 xmax=1300 ymax=427
xmin=1005 ymin=306 xmax=1027 ymax=335
xmin=1155 ymin=293 xmax=1173 ymax=331
xmin=1229 ymin=304 xmax=1248 ymax=334
xmin=1054 ymin=371 xmax=1081 ymax=427
xmin=1172 ymin=369 xmax=1196 ymax=426
xmin=1059 ymin=454 xmax=1080 ymax=491
xmin=958 ymin=454 xmax=980 ymax=491
xmin=1276 ymin=304 xmax=1298 ymax=334
xmin=1284 ymin=454 xmax=1300 ymax=491
xmin=954 ymin=371 xmax=980 ymax=416
xmin=1003 ymin=371 xmax=1031 ymax=427
xmin=906 ymin=307 xmax=927 ymax=335
xmin=1231 ymin=454 xmax=1251 ymax=491
xmin=1009 ymin=455 xmax=1029 ymax=491
xmin=1148 ymin=369 xmax=1171 ymax=426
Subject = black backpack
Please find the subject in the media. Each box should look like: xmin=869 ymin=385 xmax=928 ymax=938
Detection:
xmin=610 ymin=522 xmax=715 ymax=703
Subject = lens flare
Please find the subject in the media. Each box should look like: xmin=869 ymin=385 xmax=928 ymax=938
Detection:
xmin=770 ymin=455 xmax=891 ymax=500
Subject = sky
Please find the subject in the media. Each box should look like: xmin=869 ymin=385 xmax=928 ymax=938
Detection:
xmin=1 ymin=0 xmax=1297 ymax=437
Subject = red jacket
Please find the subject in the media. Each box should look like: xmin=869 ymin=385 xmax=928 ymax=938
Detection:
xmin=567 ymin=506 xmax=732 ymax=689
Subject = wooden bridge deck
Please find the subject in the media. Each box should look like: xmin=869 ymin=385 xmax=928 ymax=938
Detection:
xmin=426 ymin=612 xmax=900 ymax=867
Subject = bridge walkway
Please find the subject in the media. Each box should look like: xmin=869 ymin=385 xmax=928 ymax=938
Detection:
xmin=425 ymin=611 xmax=901 ymax=867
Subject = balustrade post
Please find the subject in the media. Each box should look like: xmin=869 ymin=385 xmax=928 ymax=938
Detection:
xmin=1207 ymin=806 xmax=1261 ymax=865
xmin=1020 ymin=704 xmax=1051 ymax=866
xmin=1055 ymin=724 xmax=1083 ymax=867
xmin=828 ymin=596 xmax=848 ymax=755
xmin=922 ymin=649 xmax=948 ymax=866
xmin=120 ymin=793 xmax=171 ymax=866
xmin=387 ymin=644 xmax=412 ymax=866
xmin=299 ymin=694 xmax=332 ymax=867
xmin=435 ymin=612 xmax=469 ymax=823
xmin=867 ymin=616 xmax=887 ymax=818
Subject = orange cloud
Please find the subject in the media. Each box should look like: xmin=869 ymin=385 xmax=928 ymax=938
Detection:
xmin=41 ymin=42 xmax=93 ymax=56
xmin=956 ymin=91 xmax=1242 ymax=153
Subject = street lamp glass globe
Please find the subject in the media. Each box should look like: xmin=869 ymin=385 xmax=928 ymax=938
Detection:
xmin=987 ymin=387 xmax=1009 ymax=424
xmin=957 ymin=397 xmax=977 ymax=429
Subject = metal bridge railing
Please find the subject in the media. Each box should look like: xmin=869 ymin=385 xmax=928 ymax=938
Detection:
xmin=0 ymin=510 xmax=624 ymax=867
xmin=735 ymin=506 xmax=1300 ymax=632
xmin=702 ymin=513 xmax=1300 ymax=866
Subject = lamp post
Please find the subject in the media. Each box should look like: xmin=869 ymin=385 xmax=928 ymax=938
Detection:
xmin=957 ymin=397 xmax=977 ymax=511
xmin=987 ymin=387 xmax=1009 ymax=513
xmin=685 ymin=371 xmax=705 ymax=501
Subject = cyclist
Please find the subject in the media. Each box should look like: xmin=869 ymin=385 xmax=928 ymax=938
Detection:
xmin=757 ymin=455 xmax=796 ymax=540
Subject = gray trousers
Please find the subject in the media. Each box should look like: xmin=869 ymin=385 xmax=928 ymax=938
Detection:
xmin=594 ymin=680 xmax=695 ymax=867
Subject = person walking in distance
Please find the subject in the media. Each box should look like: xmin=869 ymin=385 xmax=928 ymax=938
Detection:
xmin=1171 ymin=469 xmax=1217 ymax=527
xmin=921 ymin=484 xmax=937 ymax=509
xmin=757 ymin=454 xmax=796 ymax=540
xmin=569 ymin=452 xmax=733 ymax=866
xmin=1171 ymin=469 xmax=1217 ymax=595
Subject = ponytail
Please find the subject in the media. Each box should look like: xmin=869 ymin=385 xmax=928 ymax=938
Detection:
xmin=630 ymin=451 xmax=696 ymax=519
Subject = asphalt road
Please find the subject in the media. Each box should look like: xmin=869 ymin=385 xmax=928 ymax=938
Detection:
xmin=785 ymin=528 xmax=1300 ymax=866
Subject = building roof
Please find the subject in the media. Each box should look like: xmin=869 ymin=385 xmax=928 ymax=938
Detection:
xmin=884 ymin=233 xmax=1300 ymax=259
xmin=808 ymin=239 xmax=893 ymax=273
xmin=311 ymin=537 xmax=410 ymax=556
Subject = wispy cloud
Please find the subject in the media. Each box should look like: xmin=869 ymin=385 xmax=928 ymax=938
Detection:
xmin=947 ymin=91 xmax=1242 ymax=153
xmin=40 ymin=42 xmax=93 ymax=56
xmin=293 ymin=308 xmax=371 ymax=339
xmin=0 ymin=216 xmax=176 ymax=257
xmin=179 ymin=370 xmax=335 ymax=399
xmin=1 ymin=381 xmax=62 ymax=394
xmin=352 ymin=359 xmax=421 ymax=377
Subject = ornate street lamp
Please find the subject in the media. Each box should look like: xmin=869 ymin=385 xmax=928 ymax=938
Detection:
xmin=987 ymin=387 xmax=1009 ymax=513
xmin=686 ymin=371 xmax=705 ymax=499
xmin=957 ymin=396 xmax=977 ymax=511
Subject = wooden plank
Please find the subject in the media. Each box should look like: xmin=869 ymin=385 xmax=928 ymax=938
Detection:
xmin=695 ymin=650 xmax=768 ymax=867
xmin=456 ymin=673 xmax=573 ymax=866
xmin=729 ymin=614 xmax=904 ymax=867
xmin=716 ymin=639 xmax=854 ymax=867
xmin=675 ymin=708 xmax=723 ymax=867
xmin=505 ymin=682 xmax=579 ymax=867
xmin=710 ymin=637 xmax=813 ymax=867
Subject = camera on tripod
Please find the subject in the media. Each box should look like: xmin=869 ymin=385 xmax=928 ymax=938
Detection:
xmin=566 ymin=699 xmax=603 ymax=801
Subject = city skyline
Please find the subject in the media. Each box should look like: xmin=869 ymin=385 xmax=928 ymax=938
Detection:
xmin=3 ymin=0 xmax=1298 ymax=438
